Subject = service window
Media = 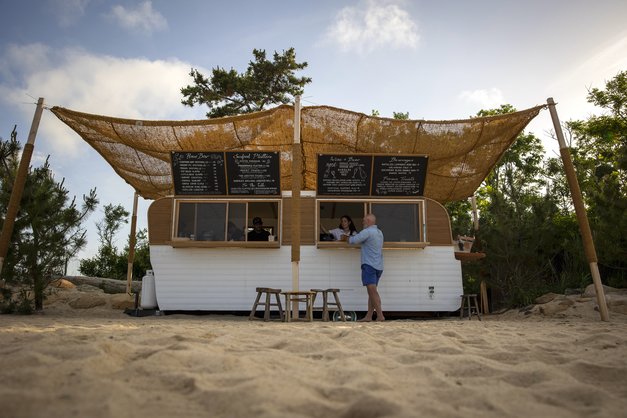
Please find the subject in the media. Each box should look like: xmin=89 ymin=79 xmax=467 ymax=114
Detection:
xmin=318 ymin=201 xmax=365 ymax=241
xmin=370 ymin=203 xmax=423 ymax=242
xmin=173 ymin=199 xmax=280 ymax=246
xmin=227 ymin=203 xmax=246 ymax=241
xmin=316 ymin=199 xmax=426 ymax=248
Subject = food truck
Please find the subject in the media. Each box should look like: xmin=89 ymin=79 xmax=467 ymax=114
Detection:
xmin=51 ymin=103 xmax=545 ymax=313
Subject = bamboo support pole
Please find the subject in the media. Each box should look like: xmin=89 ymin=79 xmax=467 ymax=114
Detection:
xmin=547 ymin=97 xmax=609 ymax=321
xmin=472 ymin=194 xmax=490 ymax=314
xmin=0 ymin=98 xmax=45 ymax=275
xmin=291 ymin=96 xmax=302 ymax=318
xmin=125 ymin=192 xmax=139 ymax=294
xmin=471 ymin=195 xmax=479 ymax=231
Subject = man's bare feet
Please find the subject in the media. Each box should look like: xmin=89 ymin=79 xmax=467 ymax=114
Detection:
xmin=375 ymin=317 xmax=385 ymax=322
xmin=358 ymin=317 xmax=372 ymax=322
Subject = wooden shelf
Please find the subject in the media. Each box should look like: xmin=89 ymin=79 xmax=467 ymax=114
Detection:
xmin=317 ymin=242 xmax=429 ymax=249
xmin=454 ymin=252 xmax=486 ymax=262
xmin=169 ymin=240 xmax=280 ymax=248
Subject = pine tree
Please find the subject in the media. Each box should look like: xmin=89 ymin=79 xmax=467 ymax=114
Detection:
xmin=181 ymin=48 xmax=311 ymax=118
xmin=0 ymin=127 xmax=97 ymax=311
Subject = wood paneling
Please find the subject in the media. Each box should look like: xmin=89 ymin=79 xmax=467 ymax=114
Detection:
xmin=147 ymin=196 xmax=452 ymax=247
xmin=148 ymin=197 xmax=173 ymax=244
xmin=282 ymin=197 xmax=315 ymax=245
xmin=425 ymin=198 xmax=453 ymax=246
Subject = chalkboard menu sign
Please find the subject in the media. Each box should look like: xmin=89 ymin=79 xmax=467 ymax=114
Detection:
xmin=226 ymin=151 xmax=280 ymax=195
xmin=171 ymin=152 xmax=226 ymax=195
xmin=317 ymin=155 xmax=372 ymax=196
xmin=171 ymin=151 xmax=280 ymax=196
xmin=317 ymin=154 xmax=428 ymax=197
xmin=371 ymin=155 xmax=428 ymax=196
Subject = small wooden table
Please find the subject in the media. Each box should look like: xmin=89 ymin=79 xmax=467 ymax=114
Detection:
xmin=281 ymin=291 xmax=315 ymax=322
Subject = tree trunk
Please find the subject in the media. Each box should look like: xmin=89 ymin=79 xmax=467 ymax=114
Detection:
xmin=33 ymin=271 xmax=44 ymax=311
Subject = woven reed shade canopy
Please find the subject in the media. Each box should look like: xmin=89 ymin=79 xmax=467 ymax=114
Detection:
xmin=51 ymin=104 xmax=545 ymax=202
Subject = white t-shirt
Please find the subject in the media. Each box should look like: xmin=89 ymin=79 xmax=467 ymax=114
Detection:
xmin=328 ymin=228 xmax=356 ymax=241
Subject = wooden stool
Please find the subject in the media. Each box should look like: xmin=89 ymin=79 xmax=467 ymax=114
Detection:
xmin=460 ymin=294 xmax=481 ymax=320
xmin=281 ymin=291 xmax=315 ymax=322
xmin=311 ymin=288 xmax=346 ymax=321
xmin=249 ymin=287 xmax=284 ymax=321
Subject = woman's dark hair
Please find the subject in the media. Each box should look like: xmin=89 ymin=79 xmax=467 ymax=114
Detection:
xmin=338 ymin=215 xmax=357 ymax=234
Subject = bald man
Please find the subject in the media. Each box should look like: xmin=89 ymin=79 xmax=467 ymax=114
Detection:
xmin=348 ymin=213 xmax=385 ymax=321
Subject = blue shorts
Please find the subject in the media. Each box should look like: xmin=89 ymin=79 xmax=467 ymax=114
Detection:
xmin=361 ymin=264 xmax=383 ymax=286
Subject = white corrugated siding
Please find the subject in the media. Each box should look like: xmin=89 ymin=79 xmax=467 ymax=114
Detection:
xmin=150 ymin=245 xmax=463 ymax=312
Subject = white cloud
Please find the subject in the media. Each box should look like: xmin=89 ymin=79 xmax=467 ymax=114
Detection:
xmin=109 ymin=1 xmax=168 ymax=34
xmin=48 ymin=0 xmax=91 ymax=27
xmin=0 ymin=43 xmax=206 ymax=157
xmin=458 ymin=88 xmax=505 ymax=109
xmin=325 ymin=0 xmax=419 ymax=53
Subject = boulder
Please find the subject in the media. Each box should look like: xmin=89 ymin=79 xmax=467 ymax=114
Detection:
xmin=51 ymin=279 xmax=75 ymax=289
xmin=110 ymin=294 xmax=136 ymax=310
xmin=535 ymin=293 xmax=561 ymax=304
xmin=63 ymin=276 xmax=142 ymax=294
xmin=583 ymin=284 xmax=619 ymax=297
xmin=539 ymin=298 xmax=574 ymax=315
xmin=68 ymin=293 xmax=106 ymax=309
xmin=606 ymin=294 xmax=627 ymax=315
xmin=76 ymin=284 xmax=103 ymax=293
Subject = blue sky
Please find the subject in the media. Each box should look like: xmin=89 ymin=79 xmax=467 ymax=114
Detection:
xmin=1 ymin=0 xmax=626 ymax=273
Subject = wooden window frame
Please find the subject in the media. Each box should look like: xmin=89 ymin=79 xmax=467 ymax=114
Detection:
xmin=170 ymin=198 xmax=281 ymax=248
xmin=316 ymin=198 xmax=428 ymax=249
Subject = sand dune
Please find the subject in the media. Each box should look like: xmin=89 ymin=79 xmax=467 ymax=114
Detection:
xmin=1 ymin=287 xmax=626 ymax=418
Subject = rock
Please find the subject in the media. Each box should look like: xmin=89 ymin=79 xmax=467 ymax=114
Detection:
xmin=51 ymin=279 xmax=75 ymax=289
xmin=76 ymin=284 xmax=103 ymax=293
xmin=110 ymin=294 xmax=136 ymax=310
xmin=63 ymin=276 xmax=142 ymax=294
xmin=583 ymin=284 xmax=619 ymax=297
xmin=535 ymin=293 xmax=561 ymax=304
xmin=539 ymin=298 xmax=574 ymax=315
xmin=68 ymin=293 xmax=106 ymax=309
xmin=606 ymin=294 xmax=627 ymax=315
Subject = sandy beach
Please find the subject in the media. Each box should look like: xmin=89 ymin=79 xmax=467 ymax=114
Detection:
xmin=1 ymin=287 xmax=627 ymax=418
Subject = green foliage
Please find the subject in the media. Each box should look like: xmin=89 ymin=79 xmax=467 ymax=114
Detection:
xmin=124 ymin=228 xmax=152 ymax=281
xmin=457 ymin=105 xmax=590 ymax=308
xmin=0 ymin=127 xmax=97 ymax=312
xmin=567 ymin=70 xmax=627 ymax=288
xmin=0 ymin=287 xmax=33 ymax=314
xmin=79 ymin=202 xmax=152 ymax=281
xmin=79 ymin=204 xmax=128 ymax=279
xmin=181 ymin=48 xmax=311 ymax=118
xmin=370 ymin=109 xmax=410 ymax=119
xmin=458 ymin=72 xmax=627 ymax=307
xmin=445 ymin=199 xmax=473 ymax=237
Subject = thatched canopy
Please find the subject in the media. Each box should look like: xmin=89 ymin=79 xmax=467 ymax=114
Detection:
xmin=51 ymin=104 xmax=545 ymax=202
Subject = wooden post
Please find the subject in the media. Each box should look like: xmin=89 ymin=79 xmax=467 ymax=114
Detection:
xmin=291 ymin=96 xmax=302 ymax=318
xmin=471 ymin=195 xmax=479 ymax=231
xmin=472 ymin=195 xmax=489 ymax=314
xmin=0 ymin=98 xmax=45 ymax=275
xmin=547 ymin=97 xmax=610 ymax=321
xmin=125 ymin=192 xmax=139 ymax=294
